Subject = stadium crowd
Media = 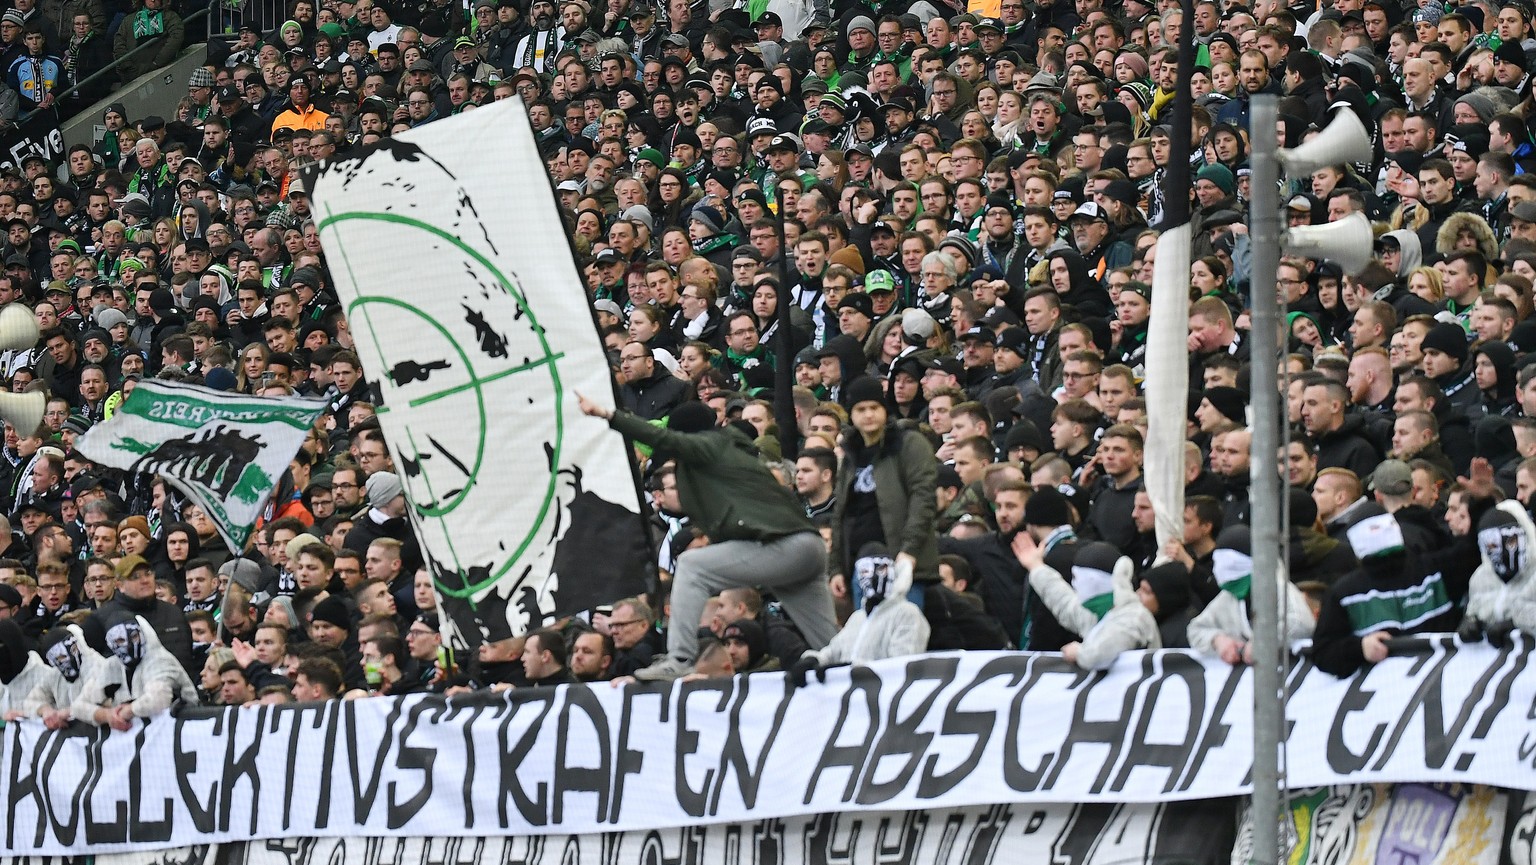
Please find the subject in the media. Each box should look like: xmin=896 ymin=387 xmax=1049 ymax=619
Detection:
xmin=6 ymin=0 xmax=1536 ymax=719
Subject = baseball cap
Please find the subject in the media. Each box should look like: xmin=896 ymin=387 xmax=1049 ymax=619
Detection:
xmin=926 ymin=356 xmax=963 ymax=377
xmin=996 ymin=328 xmax=1030 ymax=353
xmin=1070 ymin=202 xmax=1109 ymax=222
xmin=767 ymin=134 xmax=800 ymax=152
xmin=1368 ymin=460 xmax=1413 ymax=496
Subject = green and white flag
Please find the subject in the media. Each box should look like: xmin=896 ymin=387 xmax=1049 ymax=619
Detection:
xmin=74 ymin=379 xmax=328 ymax=550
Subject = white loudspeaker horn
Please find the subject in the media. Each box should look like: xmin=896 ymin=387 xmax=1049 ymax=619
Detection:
xmin=0 ymin=391 xmax=45 ymax=434
xmin=1283 ymin=211 xmax=1375 ymax=275
xmin=0 ymin=303 xmax=37 ymax=352
xmin=1277 ymin=109 xmax=1373 ymax=176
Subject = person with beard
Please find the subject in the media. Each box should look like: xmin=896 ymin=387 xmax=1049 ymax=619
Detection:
xmin=939 ymin=479 xmax=1044 ymax=648
xmin=1458 ymin=501 xmax=1536 ymax=644
xmin=1189 ymin=526 xmax=1316 ymax=664
xmin=878 ymin=88 xmax=920 ymax=153
xmin=512 ymin=0 xmax=564 ymax=74
xmin=1066 ymin=202 xmax=1130 ymax=287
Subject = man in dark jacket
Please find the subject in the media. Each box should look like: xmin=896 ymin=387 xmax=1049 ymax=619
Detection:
xmin=95 ymin=554 xmax=195 ymax=678
xmin=1136 ymin=561 xmax=1197 ymax=649
xmin=618 ymin=344 xmax=687 ymax=420
xmin=829 ymin=378 xmax=937 ymax=597
xmin=1302 ymin=378 xmax=1382 ymax=477
xmin=584 ymin=396 xmax=837 ymax=680
xmin=1312 ymin=459 xmax=1496 ymax=676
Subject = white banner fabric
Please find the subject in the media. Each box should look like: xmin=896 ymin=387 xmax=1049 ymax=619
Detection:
xmin=2 ymin=639 xmax=1535 ymax=857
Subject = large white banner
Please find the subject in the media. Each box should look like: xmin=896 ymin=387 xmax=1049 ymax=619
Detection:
xmin=3 ymin=639 xmax=1535 ymax=857
xmin=73 ymin=380 xmax=328 ymax=550
xmin=15 ymin=787 xmax=1530 ymax=865
xmin=307 ymin=100 xmax=651 ymax=648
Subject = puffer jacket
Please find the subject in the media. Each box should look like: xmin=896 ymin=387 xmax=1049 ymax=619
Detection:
xmin=1027 ymin=553 xmax=1161 ymax=670
xmin=1188 ymin=566 xmax=1316 ymax=656
xmin=1464 ymin=501 xmax=1536 ymax=632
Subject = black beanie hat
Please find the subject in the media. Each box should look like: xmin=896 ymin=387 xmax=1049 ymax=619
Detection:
xmin=668 ymin=401 xmax=716 ymax=433
xmin=1137 ymin=562 xmax=1191 ymax=616
xmin=1421 ymin=322 xmax=1469 ymax=363
xmin=720 ymin=617 xmax=768 ymax=665
xmin=846 ymin=376 xmax=886 ymax=407
xmin=1024 ymin=485 xmax=1072 ymax=527
xmin=1215 ymin=524 xmax=1251 ymax=554
xmin=310 ymin=596 xmax=351 ymax=631
xmin=1288 ymin=486 xmax=1318 ymax=527
xmin=1202 ymin=385 xmax=1248 ymax=424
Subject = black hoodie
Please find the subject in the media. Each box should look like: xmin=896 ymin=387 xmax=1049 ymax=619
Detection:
xmin=1475 ymin=342 xmax=1520 ymax=417
xmin=1139 ymin=562 xmax=1196 ymax=649
xmin=0 ymin=618 xmax=31 ymax=683
xmin=1313 ymin=412 xmax=1382 ymax=479
xmin=1046 ymin=249 xmax=1111 ymax=318
xmin=821 ymin=334 xmax=872 ymax=408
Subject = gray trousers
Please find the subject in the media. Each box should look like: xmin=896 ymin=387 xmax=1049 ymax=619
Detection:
xmin=667 ymin=531 xmax=838 ymax=662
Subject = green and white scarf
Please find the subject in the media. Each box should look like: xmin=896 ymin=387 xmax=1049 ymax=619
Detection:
xmin=1212 ymin=548 xmax=1252 ymax=601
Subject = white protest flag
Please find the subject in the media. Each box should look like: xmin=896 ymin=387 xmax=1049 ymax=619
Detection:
xmin=307 ymin=99 xmax=651 ymax=650
xmin=1143 ymin=225 xmax=1192 ymax=552
xmin=74 ymin=379 xmax=327 ymax=550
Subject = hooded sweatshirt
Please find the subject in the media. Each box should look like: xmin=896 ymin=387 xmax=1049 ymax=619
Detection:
xmin=803 ymin=544 xmax=929 ymax=665
xmin=1187 ymin=528 xmax=1315 ymax=656
xmin=1138 ymin=562 xmax=1197 ymax=649
xmin=0 ymin=619 xmax=64 ymax=717
xmin=1026 ymin=542 xmax=1160 ymax=670
xmin=1463 ymin=501 xmax=1536 ymax=632
xmin=81 ymin=610 xmax=198 ymax=718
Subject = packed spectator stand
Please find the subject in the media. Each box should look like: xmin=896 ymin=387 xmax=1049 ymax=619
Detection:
xmin=2 ymin=0 xmax=1535 ymax=725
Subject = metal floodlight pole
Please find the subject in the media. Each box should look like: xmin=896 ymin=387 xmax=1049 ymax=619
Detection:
xmin=1247 ymin=93 xmax=1284 ymax=865
xmin=773 ymin=181 xmax=797 ymax=460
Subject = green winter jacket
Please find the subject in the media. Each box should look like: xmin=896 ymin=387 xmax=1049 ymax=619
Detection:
xmin=609 ymin=410 xmax=814 ymax=543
